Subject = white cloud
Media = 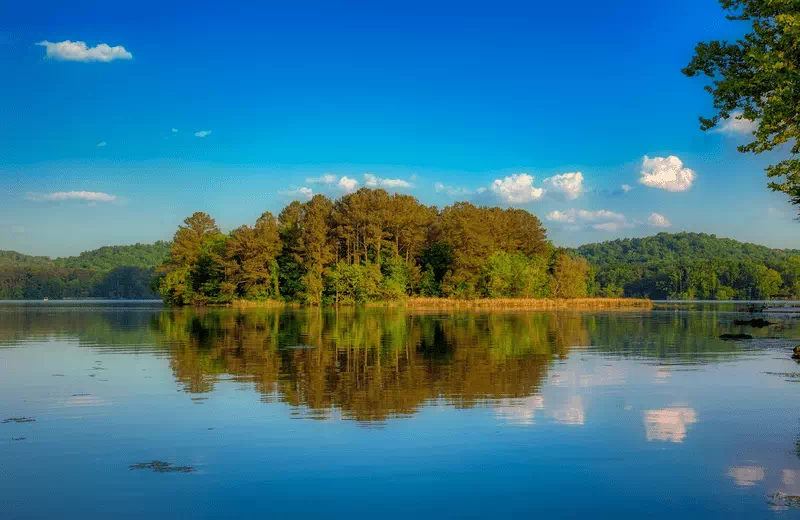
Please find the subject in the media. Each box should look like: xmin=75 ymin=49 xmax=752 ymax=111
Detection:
xmin=280 ymin=187 xmax=313 ymax=201
xmin=306 ymin=174 xmax=339 ymax=185
xmin=305 ymin=174 xmax=359 ymax=193
xmin=435 ymin=182 xmax=472 ymax=197
xmin=542 ymin=172 xmax=584 ymax=200
xmin=194 ymin=130 xmax=212 ymax=138
xmin=639 ymin=155 xmax=696 ymax=192
xmin=171 ymin=128 xmax=178 ymax=133
xmin=36 ymin=40 xmax=132 ymax=62
xmin=96 ymin=141 xmax=107 ymax=147
xmin=548 ymin=208 xmax=627 ymax=232
xmin=714 ymin=110 xmax=759 ymax=135
xmin=621 ymin=184 xmax=633 ymax=192
xmin=546 ymin=209 xmax=625 ymax=224
xmin=363 ymin=174 xmax=413 ymax=189
xmin=338 ymin=176 xmax=359 ymax=193
xmin=647 ymin=212 xmax=672 ymax=228
xmin=489 ymin=173 xmax=544 ymax=204
xmin=592 ymin=222 xmax=620 ymax=232
xmin=11 ymin=226 xmax=25 ymax=234
xmin=25 ymin=191 xmax=117 ymax=202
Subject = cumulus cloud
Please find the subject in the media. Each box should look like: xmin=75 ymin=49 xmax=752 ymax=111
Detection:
xmin=639 ymin=155 xmax=696 ymax=192
xmin=305 ymin=174 xmax=360 ymax=193
xmin=546 ymin=209 xmax=625 ymax=224
xmin=647 ymin=212 xmax=672 ymax=228
xmin=547 ymin=208 xmax=627 ymax=232
xmin=542 ymin=172 xmax=584 ymax=200
xmin=25 ymin=191 xmax=117 ymax=202
xmin=713 ymin=110 xmax=759 ymax=135
xmin=363 ymin=174 xmax=413 ymax=189
xmin=435 ymin=182 xmax=472 ymax=197
xmin=36 ymin=40 xmax=132 ymax=62
xmin=483 ymin=171 xmax=586 ymax=204
xmin=279 ymin=187 xmax=313 ymax=201
xmin=171 ymin=128 xmax=178 ymax=133
xmin=96 ymin=141 xmax=107 ymax=147
xmin=194 ymin=130 xmax=212 ymax=138
xmin=337 ymin=176 xmax=359 ymax=193
xmin=621 ymin=184 xmax=633 ymax=192
xmin=489 ymin=174 xmax=544 ymax=204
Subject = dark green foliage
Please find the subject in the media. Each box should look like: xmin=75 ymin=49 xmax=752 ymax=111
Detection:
xmin=0 ymin=243 xmax=169 ymax=299
xmin=577 ymin=232 xmax=800 ymax=299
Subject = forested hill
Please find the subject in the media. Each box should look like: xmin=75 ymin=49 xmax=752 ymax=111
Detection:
xmin=577 ymin=232 xmax=800 ymax=266
xmin=0 ymin=242 xmax=171 ymax=300
xmin=575 ymin=232 xmax=800 ymax=300
xmin=0 ymin=250 xmax=51 ymax=267
xmin=52 ymin=242 xmax=172 ymax=270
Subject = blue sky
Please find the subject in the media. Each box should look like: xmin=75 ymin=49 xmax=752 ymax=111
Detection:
xmin=1 ymin=0 xmax=797 ymax=257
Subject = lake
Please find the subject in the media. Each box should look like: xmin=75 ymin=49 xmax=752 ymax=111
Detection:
xmin=2 ymin=301 xmax=800 ymax=518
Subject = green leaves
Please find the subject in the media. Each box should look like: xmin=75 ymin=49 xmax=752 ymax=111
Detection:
xmin=685 ymin=0 xmax=800 ymax=209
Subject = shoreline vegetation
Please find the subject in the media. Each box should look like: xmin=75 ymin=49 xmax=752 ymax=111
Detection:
xmin=223 ymin=297 xmax=653 ymax=310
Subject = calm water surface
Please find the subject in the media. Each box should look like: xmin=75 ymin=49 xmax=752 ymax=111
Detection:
xmin=2 ymin=301 xmax=800 ymax=518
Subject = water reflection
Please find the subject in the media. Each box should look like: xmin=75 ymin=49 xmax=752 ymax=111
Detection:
xmin=552 ymin=395 xmax=586 ymax=425
xmin=4 ymin=303 xmax=800 ymax=517
xmin=727 ymin=465 xmax=766 ymax=487
xmin=644 ymin=407 xmax=698 ymax=443
xmin=494 ymin=395 xmax=545 ymax=425
xmin=155 ymin=309 xmax=575 ymax=422
xmin=1 ymin=304 xmax=796 ymax=426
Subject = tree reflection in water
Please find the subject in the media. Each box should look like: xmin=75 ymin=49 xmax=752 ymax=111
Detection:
xmin=153 ymin=308 xmax=586 ymax=422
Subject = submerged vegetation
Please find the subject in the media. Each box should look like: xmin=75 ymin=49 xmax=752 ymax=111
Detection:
xmin=157 ymin=188 xmax=594 ymax=306
xmin=129 ymin=461 xmax=196 ymax=474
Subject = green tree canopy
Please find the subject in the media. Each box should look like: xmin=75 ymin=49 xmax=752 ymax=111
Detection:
xmin=683 ymin=0 xmax=800 ymax=207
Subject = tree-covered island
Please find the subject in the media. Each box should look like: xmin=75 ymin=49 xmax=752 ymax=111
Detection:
xmin=156 ymin=188 xmax=593 ymax=306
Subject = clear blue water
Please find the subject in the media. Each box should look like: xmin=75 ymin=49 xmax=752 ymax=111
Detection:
xmin=2 ymin=301 xmax=800 ymax=518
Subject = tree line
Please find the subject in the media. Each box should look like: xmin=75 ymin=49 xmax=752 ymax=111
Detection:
xmin=578 ymin=232 xmax=800 ymax=300
xmin=4 ymin=216 xmax=799 ymax=303
xmin=0 ymin=243 xmax=171 ymax=299
xmin=157 ymin=188 xmax=589 ymax=305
